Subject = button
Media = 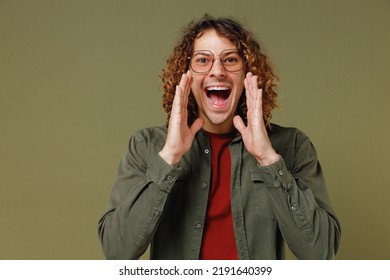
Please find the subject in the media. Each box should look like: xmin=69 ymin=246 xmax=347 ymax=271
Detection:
xmin=291 ymin=206 xmax=296 ymax=211
xmin=278 ymin=170 xmax=283 ymax=176
xmin=201 ymin=183 xmax=208 ymax=189
xmin=204 ymin=149 xmax=210 ymax=154
xmin=195 ymin=223 xmax=202 ymax=229
xmin=167 ymin=175 xmax=173 ymax=181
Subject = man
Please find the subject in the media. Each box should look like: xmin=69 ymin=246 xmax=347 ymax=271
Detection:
xmin=98 ymin=15 xmax=341 ymax=260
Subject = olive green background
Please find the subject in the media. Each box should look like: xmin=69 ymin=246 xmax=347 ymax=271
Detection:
xmin=1 ymin=0 xmax=389 ymax=260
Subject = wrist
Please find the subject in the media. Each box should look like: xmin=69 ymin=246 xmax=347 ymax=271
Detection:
xmin=159 ymin=149 xmax=182 ymax=166
xmin=256 ymin=152 xmax=280 ymax=167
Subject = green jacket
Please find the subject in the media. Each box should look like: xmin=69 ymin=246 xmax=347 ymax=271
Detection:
xmin=98 ymin=124 xmax=340 ymax=259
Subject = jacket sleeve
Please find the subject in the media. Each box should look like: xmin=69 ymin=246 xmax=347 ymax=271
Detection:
xmin=98 ymin=131 xmax=181 ymax=259
xmin=256 ymin=131 xmax=341 ymax=259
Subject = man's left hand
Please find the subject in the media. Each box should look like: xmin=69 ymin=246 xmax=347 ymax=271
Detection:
xmin=233 ymin=72 xmax=280 ymax=166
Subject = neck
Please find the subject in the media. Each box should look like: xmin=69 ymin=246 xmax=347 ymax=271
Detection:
xmin=202 ymin=122 xmax=235 ymax=134
xmin=201 ymin=114 xmax=236 ymax=134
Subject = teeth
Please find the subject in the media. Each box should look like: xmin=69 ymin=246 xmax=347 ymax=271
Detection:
xmin=206 ymin=86 xmax=229 ymax=91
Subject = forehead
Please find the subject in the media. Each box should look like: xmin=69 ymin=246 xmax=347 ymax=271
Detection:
xmin=193 ymin=29 xmax=236 ymax=52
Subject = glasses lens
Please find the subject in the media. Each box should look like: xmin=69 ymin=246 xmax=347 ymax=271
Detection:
xmin=191 ymin=51 xmax=213 ymax=73
xmin=190 ymin=49 xmax=244 ymax=73
xmin=220 ymin=50 xmax=244 ymax=72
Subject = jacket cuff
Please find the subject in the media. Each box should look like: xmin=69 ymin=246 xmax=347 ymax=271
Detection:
xmin=250 ymin=156 xmax=293 ymax=189
xmin=146 ymin=153 xmax=182 ymax=193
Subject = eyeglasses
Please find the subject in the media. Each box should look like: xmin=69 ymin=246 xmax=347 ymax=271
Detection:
xmin=188 ymin=49 xmax=244 ymax=74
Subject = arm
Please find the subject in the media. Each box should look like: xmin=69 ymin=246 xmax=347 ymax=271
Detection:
xmin=159 ymin=71 xmax=204 ymax=165
xmin=234 ymin=72 xmax=340 ymax=259
xmin=256 ymin=135 xmax=341 ymax=259
xmin=98 ymin=132 xmax=182 ymax=259
xmin=98 ymin=72 xmax=203 ymax=259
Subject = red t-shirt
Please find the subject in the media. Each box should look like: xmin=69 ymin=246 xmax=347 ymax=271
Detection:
xmin=199 ymin=132 xmax=238 ymax=260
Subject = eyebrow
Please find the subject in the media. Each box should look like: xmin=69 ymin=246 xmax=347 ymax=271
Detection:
xmin=193 ymin=51 xmax=213 ymax=56
xmin=193 ymin=49 xmax=239 ymax=56
xmin=221 ymin=50 xmax=238 ymax=55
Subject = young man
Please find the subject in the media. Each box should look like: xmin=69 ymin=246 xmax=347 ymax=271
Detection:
xmin=98 ymin=15 xmax=341 ymax=260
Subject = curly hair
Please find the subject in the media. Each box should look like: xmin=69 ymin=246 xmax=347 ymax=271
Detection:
xmin=161 ymin=14 xmax=279 ymax=127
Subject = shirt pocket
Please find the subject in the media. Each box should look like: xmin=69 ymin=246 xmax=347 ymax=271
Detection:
xmin=165 ymin=168 xmax=189 ymax=214
xmin=249 ymin=171 xmax=276 ymax=220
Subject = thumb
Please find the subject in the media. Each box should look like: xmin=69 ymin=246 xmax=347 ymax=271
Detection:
xmin=233 ymin=115 xmax=246 ymax=134
xmin=190 ymin=118 xmax=204 ymax=135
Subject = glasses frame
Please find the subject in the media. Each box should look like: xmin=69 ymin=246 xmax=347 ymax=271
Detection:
xmin=188 ymin=49 xmax=245 ymax=74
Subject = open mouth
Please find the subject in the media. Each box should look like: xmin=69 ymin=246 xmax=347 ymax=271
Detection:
xmin=205 ymin=86 xmax=232 ymax=107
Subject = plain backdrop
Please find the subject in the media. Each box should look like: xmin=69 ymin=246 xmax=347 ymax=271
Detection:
xmin=1 ymin=0 xmax=389 ymax=259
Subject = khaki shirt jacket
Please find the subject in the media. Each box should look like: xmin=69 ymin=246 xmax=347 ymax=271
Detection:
xmin=98 ymin=124 xmax=341 ymax=259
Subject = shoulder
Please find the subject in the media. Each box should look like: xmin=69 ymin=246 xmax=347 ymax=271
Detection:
xmin=130 ymin=125 xmax=167 ymax=144
xmin=125 ymin=125 xmax=167 ymax=160
xmin=267 ymin=123 xmax=310 ymax=149
xmin=268 ymin=123 xmax=319 ymax=170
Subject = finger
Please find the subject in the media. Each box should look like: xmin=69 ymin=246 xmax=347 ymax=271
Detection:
xmin=173 ymin=73 xmax=187 ymax=119
xmin=179 ymin=71 xmax=192 ymax=95
xmin=244 ymin=72 xmax=253 ymax=112
xmin=178 ymin=73 xmax=188 ymax=99
xmin=233 ymin=115 xmax=246 ymax=135
xmin=184 ymin=71 xmax=192 ymax=96
xmin=178 ymin=72 xmax=192 ymax=111
xmin=250 ymin=74 xmax=259 ymax=103
xmin=250 ymin=74 xmax=259 ymax=111
xmin=173 ymin=85 xmax=182 ymax=109
xmin=253 ymin=88 xmax=263 ymax=121
xmin=246 ymin=72 xmax=260 ymax=116
xmin=170 ymin=85 xmax=183 ymax=123
xmin=190 ymin=117 xmax=204 ymax=136
xmin=183 ymin=71 xmax=192 ymax=110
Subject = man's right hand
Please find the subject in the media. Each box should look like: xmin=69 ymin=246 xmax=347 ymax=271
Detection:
xmin=159 ymin=71 xmax=204 ymax=166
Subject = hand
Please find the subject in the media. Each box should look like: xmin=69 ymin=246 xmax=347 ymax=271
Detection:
xmin=233 ymin=72 xmax=280 ymax=166
xmin=159 ymin=71 xmax=204 ymax=165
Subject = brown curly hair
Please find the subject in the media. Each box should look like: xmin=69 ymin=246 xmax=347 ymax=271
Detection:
xmin=161 ymin=14 xmax=279 ymax=127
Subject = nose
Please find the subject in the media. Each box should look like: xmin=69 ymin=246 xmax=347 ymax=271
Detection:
xmin=209 ymin=59 xmax=226 ymax=78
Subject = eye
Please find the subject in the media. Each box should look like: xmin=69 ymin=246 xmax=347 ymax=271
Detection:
xmin=193 ymin=55 xmax=212 ymax=65
xmin=224 ymin=56 xmax=238 ymax=63
xmin=196 ymin=57 xmax=210 ymax=64
xmin=222 ymin=53 xmax=241 ymax=65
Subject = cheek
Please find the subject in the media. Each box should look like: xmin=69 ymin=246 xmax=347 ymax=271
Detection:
xmin=190 ymin=78 xmax=203 ymax=96
xmin=234 ymin=78 xmax=245 ymax=95
xmin=232 ymin=72 xmax=245 ymax=88
xmin=190 ymin=86 xmax=202 ymax=106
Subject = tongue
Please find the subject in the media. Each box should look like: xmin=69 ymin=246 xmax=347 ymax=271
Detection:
xmin=209 ymin=92 xmax=227 ymax=106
